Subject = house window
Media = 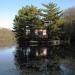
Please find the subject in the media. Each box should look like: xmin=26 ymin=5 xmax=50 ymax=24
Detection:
xmin=26 ymin=29 xmax=30 ymax=35
xmin=43 ymin=30 xmax=47 ymax=36
xmin=35 ymin=29 xmax=38 ymax=35
xmin=35 ymin=29 xmax=48 ymax=38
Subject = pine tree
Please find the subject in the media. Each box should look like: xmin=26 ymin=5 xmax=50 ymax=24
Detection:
xmin=14 ymin=5 xmax=41 ymax=46
xmin=42 ymin=2 xmax=64 ymax=39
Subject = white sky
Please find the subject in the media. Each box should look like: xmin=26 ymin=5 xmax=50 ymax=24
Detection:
xmin=0 ymin=19 xmax=13 ymax=30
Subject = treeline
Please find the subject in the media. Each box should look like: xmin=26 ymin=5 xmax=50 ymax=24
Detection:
xmin=13 ymin=2 xmax=75 ymax=46
xmin=0 ymin=28 xmax=16 ymax=47
xmin=63 ymin=7 xmax=75 ymax=43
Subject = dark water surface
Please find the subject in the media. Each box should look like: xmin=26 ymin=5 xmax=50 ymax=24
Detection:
xmin=0 ymin=45 xmax=75 ymax=75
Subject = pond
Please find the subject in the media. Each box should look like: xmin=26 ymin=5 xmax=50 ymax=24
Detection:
xmin=0 ymin=45 xmax=75 ymax=75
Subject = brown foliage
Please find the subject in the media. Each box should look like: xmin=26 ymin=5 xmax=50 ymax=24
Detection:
xmin=0 ymin=28 xmax=16 ymax=47
xmin=63 ymin=7 xmax=75 ymax=24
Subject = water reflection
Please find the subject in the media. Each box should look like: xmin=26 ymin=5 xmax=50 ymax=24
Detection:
xmin=0 ymin=45 xmax=75 ymax=75
xmin=15 ymin=45 xmax=65 ymax=75
xmin=14 ymin=45 xmax=75 ymax=75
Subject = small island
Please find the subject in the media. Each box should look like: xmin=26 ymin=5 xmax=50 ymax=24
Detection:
xmin=14 ymin=2 xmax=75 ymax=47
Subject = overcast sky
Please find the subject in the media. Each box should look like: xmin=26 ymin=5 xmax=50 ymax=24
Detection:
xmin=0 ymin=0 xmax=75 ymax=30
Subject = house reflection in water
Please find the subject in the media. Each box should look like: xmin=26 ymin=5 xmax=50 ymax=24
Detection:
xmin=21 ymin=46 xmax=48 ymax=58
xmin=15 ymin=45 xmax=62 ymax=66
xmin=15 ymin=46 xmax=49 ymax=71
xmin=36 ymin=47 xmax=47 ymax=57
xmin=15 ymin=46 xmax=61 ymax=75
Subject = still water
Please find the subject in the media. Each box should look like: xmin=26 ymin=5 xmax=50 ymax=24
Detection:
xmin=0 ymin=45 xmax=75 ymax=75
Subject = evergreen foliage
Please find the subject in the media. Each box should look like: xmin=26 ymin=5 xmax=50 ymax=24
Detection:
xmin=14 ymin=2 xmax=64 ymax=46
xmin=42 ymin=2 xmax=64 ymax=39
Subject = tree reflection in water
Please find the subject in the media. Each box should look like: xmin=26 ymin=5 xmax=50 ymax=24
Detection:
xmin=14 ymin=45 xmax=75 ymax=75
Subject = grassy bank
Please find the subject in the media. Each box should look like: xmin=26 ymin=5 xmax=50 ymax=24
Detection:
xmin=0 ymin=28 xmax=16 ymax=48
